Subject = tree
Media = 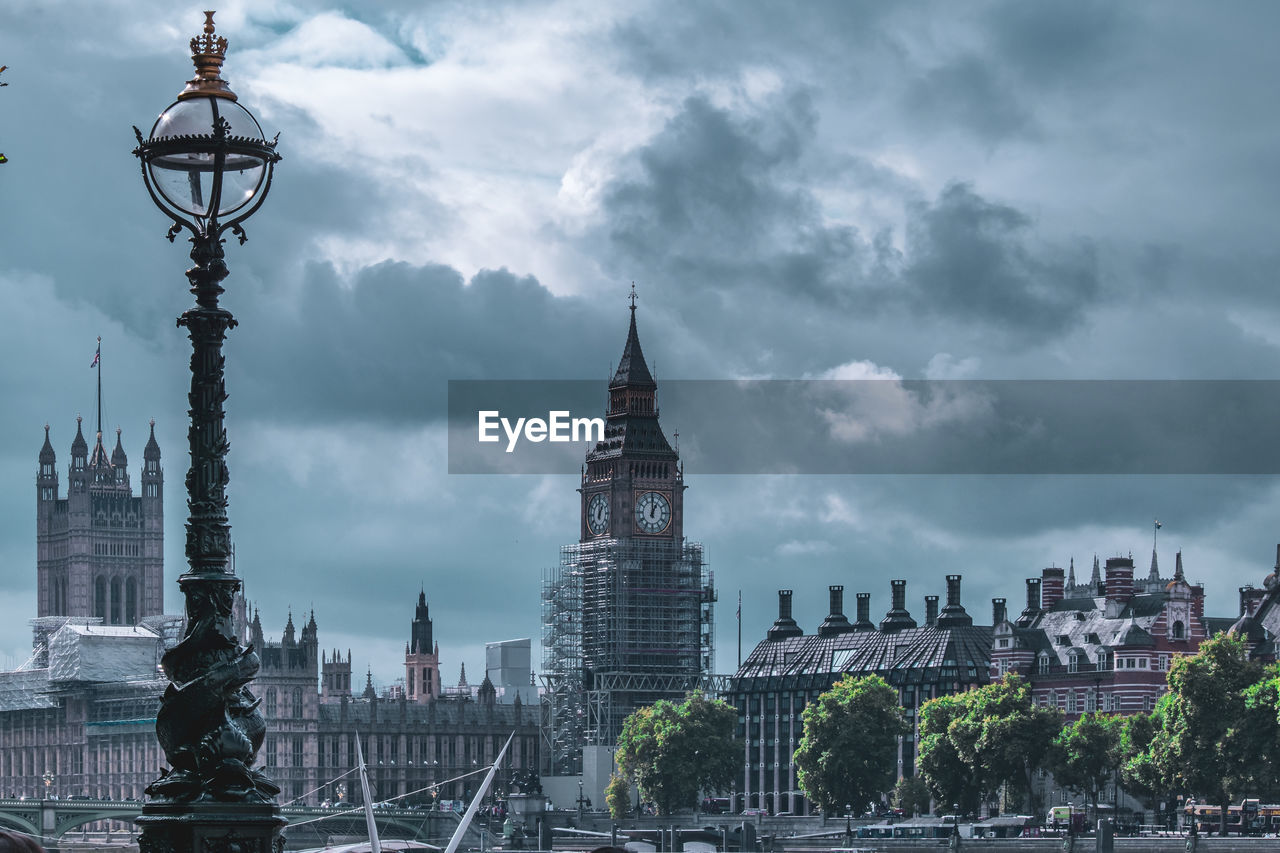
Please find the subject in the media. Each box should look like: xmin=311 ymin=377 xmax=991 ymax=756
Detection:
xmin=605 ymin=773 xmax=632 ymax=819
xmin=918 ymin=675 xmax=1061 ymax=817
xmin=614 ymin=691 xmax=738 ymax=815
xmin=891 ymin=775 xmax=932 ymax=817
xmin=918 ymin=692 xmax=984 ymax=816
xmin=1049 ymin=713 xmax=1123 ymax=814
xmin=1118 ymin=703 xmax=1165 ymax=810
xmin=794 ymin=674 xmax=907 ymax=815
xmin=1145 ymin=633 xmax=1272 ymax=835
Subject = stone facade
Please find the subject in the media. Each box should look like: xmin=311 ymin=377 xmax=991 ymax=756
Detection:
xmin=35 ymin=420 xmax=163 ymax=636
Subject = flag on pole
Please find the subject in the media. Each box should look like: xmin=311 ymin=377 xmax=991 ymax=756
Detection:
xmin=90 ymin=341 xmax=100 ymax=368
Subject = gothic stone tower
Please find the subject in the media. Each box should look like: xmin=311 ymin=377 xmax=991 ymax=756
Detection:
xmin=36 ymin=418 xmax=163 ymax=626
xmin=543 ymin=293 xmax=714 ymax=774
xmin=405 ymin=590 xmax=441 ymax=703
xmin=321 ymin=648 xmax=353 ymax=703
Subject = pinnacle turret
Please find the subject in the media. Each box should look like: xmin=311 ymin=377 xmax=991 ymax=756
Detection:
xmin=144 ymin=419 xmax=161 ymax=461
xmin=112 ymin=427 xmax=128 ymax=468
xmin=71 ymin=416 xmax=87 ymax=458
xmin=40 ymin=425 xmax=55 ymax=464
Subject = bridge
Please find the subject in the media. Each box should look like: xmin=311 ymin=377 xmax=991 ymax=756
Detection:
xmin=0 ymin=798 xmax=473 ymax=848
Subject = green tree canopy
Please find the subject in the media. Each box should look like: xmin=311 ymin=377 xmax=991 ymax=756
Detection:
xmin=1049 ymin=712 xmax=1124 ymax=813
xmin=794 ymin=674 xmax=907 ymax=815
xmin=605 ymin=772 xmax=632 ymax=819
xmin=1118 ymin=702 xmax=1165 ymax=806
xmin=1144 ymin=633 xmax=1274 ymax=833
xmin=891 ymin=775 xmax=932 ymax=818
xmin=919 ymin=674 xmax=1061 ymax=816
xmin=614 ymin=691 xmax=738 ymax=815
xmin=918 ymin=691 xmax=983 ymax=816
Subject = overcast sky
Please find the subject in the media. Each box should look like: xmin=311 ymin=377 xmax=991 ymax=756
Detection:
xmin=2 ymin=1 xmax=1280 ymax=688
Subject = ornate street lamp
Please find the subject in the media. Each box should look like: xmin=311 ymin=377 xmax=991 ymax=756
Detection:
xmin=131 ymin=12 xmax=282 ymax=853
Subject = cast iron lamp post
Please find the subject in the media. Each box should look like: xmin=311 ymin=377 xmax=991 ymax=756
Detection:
xmin=131 ymin=11 xmax=282 ymax=853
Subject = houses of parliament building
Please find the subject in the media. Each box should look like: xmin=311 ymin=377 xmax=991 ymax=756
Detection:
xmin=0 ymin=420 xmax=537 ymax=804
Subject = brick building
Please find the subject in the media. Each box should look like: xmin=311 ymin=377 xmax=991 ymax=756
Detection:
xmin=991 ymin=553 xmax=1219 ymax=720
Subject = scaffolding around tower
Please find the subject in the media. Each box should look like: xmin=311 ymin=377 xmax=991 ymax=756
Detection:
xmin=541 ymin=537 xmax=718 ymax=776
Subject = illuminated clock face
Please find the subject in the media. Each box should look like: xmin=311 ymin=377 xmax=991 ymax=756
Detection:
xmin=587 ymin=493 xmax=610 ymax=535
xmin=635 ymin=491 xmax=671 ymax=534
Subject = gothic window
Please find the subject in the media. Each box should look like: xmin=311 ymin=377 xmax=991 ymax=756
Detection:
xmin=293 ymin=737 xmax=303 ymax=767
xmin=293 ymin=688 xmax=303 ymax=719
xmin=95 ymin=576 xmax=107 ymax=620
xmin=1172 ymin=620 xmax=1185 ymax=640
xmin=125 ymin=578 xmax=137 ymax=625
xmin=109 ymin=577 xmax=122 ymax=624
xmin=265 ymin=737 xmax=277 ymax=767
xmin=409 ymin=669 xmax=416 ymax=696
xmin=266 ymin=689 xmax=277 ymax=718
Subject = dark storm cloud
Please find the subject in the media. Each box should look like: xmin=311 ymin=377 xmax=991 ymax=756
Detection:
xmin=902 ymin=56 xmax=1035 ymax=143
xmin=230 ymin=261 xmax=623 ymax=424
xmin=599 ymin=94 xmax=1100 ymax=340
xmin=983 ymin=0 xmax=1129 ymax=85
xmin=903 ymin=184 xmax=1098 ymax=331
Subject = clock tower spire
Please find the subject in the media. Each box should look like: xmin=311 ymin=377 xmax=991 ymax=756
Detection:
xmin=581 ymin=287 xmax=680 ymax=543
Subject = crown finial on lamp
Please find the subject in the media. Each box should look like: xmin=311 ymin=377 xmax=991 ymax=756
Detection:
xmin=178 ymin=11 xmax=236 ymax=101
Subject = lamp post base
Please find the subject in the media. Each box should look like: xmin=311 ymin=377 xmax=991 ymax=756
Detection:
xmin=137 ymin=802 xmax=286 ymax=853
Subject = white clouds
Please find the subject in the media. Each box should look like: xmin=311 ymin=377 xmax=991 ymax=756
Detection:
xmin=775 ymin=539 xmax=834 ymax=557
xmin=261 ymin=13 xmax=409 ymax=68
xmin=808 ymin=360 xmax=992 ymax=444
xmin=815 ymin=359 xmax=902 ymax=381
xmin=924 ymin=352 xmax=981 ymax=379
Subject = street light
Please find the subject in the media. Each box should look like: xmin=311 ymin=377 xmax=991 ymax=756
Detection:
xmin=132 ymin=12 xmax=283 ymax=853
xmin=43 ymin=772 xmax=54 ymax=800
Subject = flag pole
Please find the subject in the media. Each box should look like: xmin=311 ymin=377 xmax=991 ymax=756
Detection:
xmin=737 ymin=589 xmax=742 ymax=668
xmin=96 ymin=336 xmax=102 ymax=436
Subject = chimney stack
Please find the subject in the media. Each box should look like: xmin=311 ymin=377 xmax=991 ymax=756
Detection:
xmin=1105 ymin=557 xmax=1135 ymax=607
xmin=818 ymin=584 xmax=855 ymax=637
xmin=853 ymin=592 xmax=874 ymax=631
xmin=925 ymin=595 xmax=939 ymax=626
xmin=1018 ymin=577 xmax=1042 ymax=626
xmin=767 ymin=590 xmax=803 ymax=640
xmin=937 ymin=574 xmax=973 ymax=628
xmin=992 ymin=598 xmax=1007 ymax=625
xmin=880 ymin=579 xmax=918 ymax=632
xmin=1042 ymin=566 xmax=1065 ymax=608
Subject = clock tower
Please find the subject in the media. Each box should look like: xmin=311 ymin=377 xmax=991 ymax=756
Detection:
xmin=543 ymin=288 xmax=715 ymax=778
xmin=579 ymin=291 xmax=683 ymax=545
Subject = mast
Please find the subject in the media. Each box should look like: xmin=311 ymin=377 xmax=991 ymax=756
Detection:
xmin=355 ymin=734 xmax=381 ymax=853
